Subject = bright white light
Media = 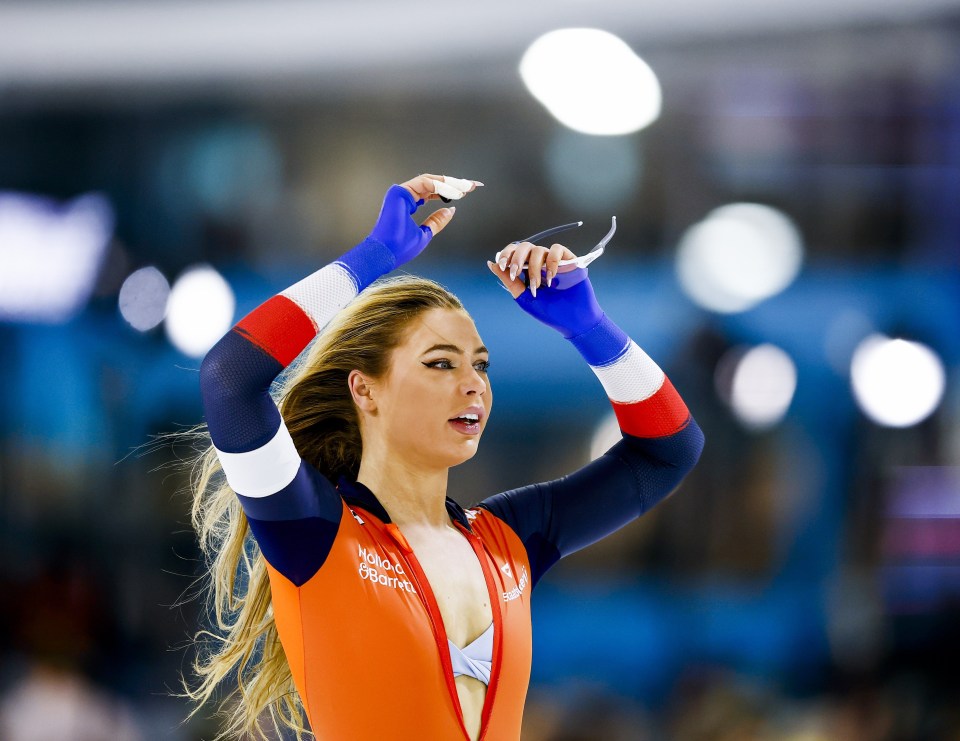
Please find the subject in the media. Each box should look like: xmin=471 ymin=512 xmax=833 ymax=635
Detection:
xmin=119 ymin=266 xmax=170 ymax=331
xmin=0 ymin=192 xmax=113 ymax=322
xmin=676 ymin=203 xmax=803 ymax=313
xmin=520 ymin=28 xmax=662 ymax=136
xmin=164 ymin=265 xmax=235 ymax=357
xmin=590 ymin=411 xmax=622 ymax=461
xmin=851 ymin=335 xmax=945 ymax=428
xmin=726 ymin=344 xmax=797 ymax=430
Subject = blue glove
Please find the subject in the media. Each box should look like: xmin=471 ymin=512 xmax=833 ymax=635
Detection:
xmin=337 ymin=185 xmax=435 ymax=291
xmin=368 ymin=184 xmax=434 ymax=266
xmin=514 ymin=266 xmax=606 ymax=339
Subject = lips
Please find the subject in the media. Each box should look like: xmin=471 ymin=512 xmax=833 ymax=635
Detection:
xmin=448 ymin=406 xmax=486 ymax=424
xmin=448 ymin=418 xmax=481 ymax=435
xmin=448 ymin=406 xmax=485 ymax=436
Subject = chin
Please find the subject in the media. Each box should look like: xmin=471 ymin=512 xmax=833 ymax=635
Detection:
xmin=443 ymin=439 xmax=482 ymax=468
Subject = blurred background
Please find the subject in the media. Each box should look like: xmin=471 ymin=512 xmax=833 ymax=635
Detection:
xmin=1 ymin=1 xmax=959 ymax=739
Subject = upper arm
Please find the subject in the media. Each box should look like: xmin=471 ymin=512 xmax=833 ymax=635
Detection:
xmin=199 ymin=324 xmax=344 ymax=586
xmin=198 ymin=261 xmax=373 ymax=585
xmin=240 ymin=463 xmax=345 ymax=587
xmin=478 ymin=419 xmax=704 ymax=589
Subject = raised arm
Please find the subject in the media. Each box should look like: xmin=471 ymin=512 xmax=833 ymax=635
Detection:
xmin=198 ymin=175 xmax=479 ymax=584
xmin=480 ymin=238 xmax=704 ymax=589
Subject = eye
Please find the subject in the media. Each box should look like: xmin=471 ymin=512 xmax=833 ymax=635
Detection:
xmin=423 ymin=359 xmax=491 ymax=372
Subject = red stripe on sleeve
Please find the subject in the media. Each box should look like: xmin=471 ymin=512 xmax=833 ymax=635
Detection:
xmin=611 ymin=376 xmax=690 ymax=438
xmin=235 ymin=294 xmax=317 ymax=367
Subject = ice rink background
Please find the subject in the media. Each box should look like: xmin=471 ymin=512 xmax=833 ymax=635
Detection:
xmin=0 ymin=2 xmax=959 ymax=739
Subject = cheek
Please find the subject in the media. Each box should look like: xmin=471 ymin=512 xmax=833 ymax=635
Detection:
xmin=384 ymin=376 xmax=441 ymax=429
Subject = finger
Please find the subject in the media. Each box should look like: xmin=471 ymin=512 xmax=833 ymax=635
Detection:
xmin=508 ymin=242 xmax=535 ymax=283
xmin=399 ymin=173 xmax=483 ymax=204
xmin=544 ymin=243 xmax=574 ymax=287
xmin=494 ymin=243 xmax=517 ymax=272
xmin=487 ymin=260 xmax=524 ymax=299
xmin=400 ymin=174 xmax=444 ymax=203
xmin=420 ymin=206 xmax=456 ymax=238
xmin=553 ymin=244 xmax=581 ymax=275
xmin=526 ymin=246 xmax=548 ymax=297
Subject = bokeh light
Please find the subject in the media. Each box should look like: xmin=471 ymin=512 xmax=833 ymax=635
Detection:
xmin=520 ymin=28 xmax=662 ymax=136
xmin=851 ymin=335 xmax=946 ymax=428
xmin=717 ymin=344 xmax=797 ymax=430
xmin=164 ymin=265 xmax=235 ymax=357
xmin=118 ymin=266 xmax=170 ymax=331
xmin=676 ymin=203 xmax=804 ymax=313
xmin=0 ymin=192 xmax=113 ymax=322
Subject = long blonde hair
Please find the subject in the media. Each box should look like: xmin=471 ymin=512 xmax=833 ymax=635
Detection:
xmin=179 ymin=274 xmax=464 ymax=739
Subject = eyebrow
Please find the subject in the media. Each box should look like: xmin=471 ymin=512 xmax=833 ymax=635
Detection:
xmin=420 ymin=343 xmax=489 ymax=356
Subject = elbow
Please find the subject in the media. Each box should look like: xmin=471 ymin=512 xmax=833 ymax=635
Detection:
xmin=198 ymin=334 xmax=255 ymax=411
xmin=618 ymin=415 xmax=705 ymax=476
xmin=198 ymin=341 xmax=230 ymax=397
xmin=198 ymin=330 xmax=274 ymax=401
xmin=603 ymin=417 xmax=704 ymax=516
xmin=198 ymin=345 xmax=219 ymax=384
xmin=651 ymin=418 xmax=704 ymax=508
xmin=198 ymin=347 xmax=231 ymax=415
xmin=676 ymin=416 xmax=705 ymax=476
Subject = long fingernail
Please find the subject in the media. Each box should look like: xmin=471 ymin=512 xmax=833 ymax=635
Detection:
xmin=498 ymin=258 xmax=507 ymax=271
xmin=531 ymin=282 xmax=537 ymax=298
xmin=510 ymin=265 xmax=518 ymax=281
xmin=546 ymin=271 xmax=553 ymax=288
xmin=475 ymin=181 xmax=485 ymax=187
xmin=449 ymin=207 xmax=456 ymax=215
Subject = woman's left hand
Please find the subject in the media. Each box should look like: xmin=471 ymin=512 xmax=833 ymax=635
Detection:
xmin=486 ymin=241 xmax=577 ymax=298
xmin=487 ymin=242 xmax=605 ymax=339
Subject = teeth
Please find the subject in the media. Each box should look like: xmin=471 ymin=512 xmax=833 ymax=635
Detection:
xmin=463 ymin=414 xmax=479 ymax=422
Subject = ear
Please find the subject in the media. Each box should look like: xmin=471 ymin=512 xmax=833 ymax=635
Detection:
xmin=348 ymin=369 xmax=377 ymax=413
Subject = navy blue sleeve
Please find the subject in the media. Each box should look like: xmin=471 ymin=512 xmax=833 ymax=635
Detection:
xmin=238 ymin=464 xmax=344 ymax=587
xmin=476 ymin=419 xmax=705 ymax=589
xmin=199 ymin=296 xmax=346 ymax=587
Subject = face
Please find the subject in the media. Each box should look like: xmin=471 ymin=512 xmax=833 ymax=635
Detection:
xmin=359 ymin=307 xmax=492 ymax=471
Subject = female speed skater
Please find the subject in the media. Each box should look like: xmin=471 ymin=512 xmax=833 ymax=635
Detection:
xmin=184 ymin=173 xmax=704 ymax=740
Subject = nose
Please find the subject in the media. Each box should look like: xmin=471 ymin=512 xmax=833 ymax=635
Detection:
xmin=461 ymin=365 xmax=487 ymax=396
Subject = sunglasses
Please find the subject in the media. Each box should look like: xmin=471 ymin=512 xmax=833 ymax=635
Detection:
xmin=501 ymin=216 xmax=617 ymax=275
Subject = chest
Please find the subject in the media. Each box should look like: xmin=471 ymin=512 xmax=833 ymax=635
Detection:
xmin=266 ymin=509 xmax=536 ymax=739
xmin=403 ymin=529 xmax=493 ymax=647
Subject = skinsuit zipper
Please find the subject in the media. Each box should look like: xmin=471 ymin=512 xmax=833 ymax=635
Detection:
xmin=376 ymin=517 xmax=505 ymax=741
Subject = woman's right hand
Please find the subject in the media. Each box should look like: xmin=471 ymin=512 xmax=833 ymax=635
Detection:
xmin=367 ymin=174 xmax=483 ymax=267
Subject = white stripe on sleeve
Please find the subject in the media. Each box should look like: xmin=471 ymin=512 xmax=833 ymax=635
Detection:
xmin=590 ymin=340 xmax=666 ymax=404
xmin=281 ymin=262 xmax=358 ymax=331
xmin=215 ymin=422 xmax=302 ymax=498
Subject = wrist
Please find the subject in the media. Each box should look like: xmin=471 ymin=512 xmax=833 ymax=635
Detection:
xmin=567 ymin=314 xmax=630 ymax=366
xmin=336 ymin=237 xmax=397 ymax=292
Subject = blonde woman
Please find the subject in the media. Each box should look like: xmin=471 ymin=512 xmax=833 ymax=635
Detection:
xmin=188 ymin=173 xmax=704 ymax=740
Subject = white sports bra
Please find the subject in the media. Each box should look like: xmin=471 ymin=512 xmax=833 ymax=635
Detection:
xmin=448 ymin=622 xmax=494 ymax=685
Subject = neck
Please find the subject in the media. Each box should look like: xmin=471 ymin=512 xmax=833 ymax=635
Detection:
xmin=356 ymin=450 xmax=453 ymax=531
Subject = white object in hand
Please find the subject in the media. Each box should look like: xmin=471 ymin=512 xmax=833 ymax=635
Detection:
xmin=428 ymin=175 xmax=481 ymax=200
